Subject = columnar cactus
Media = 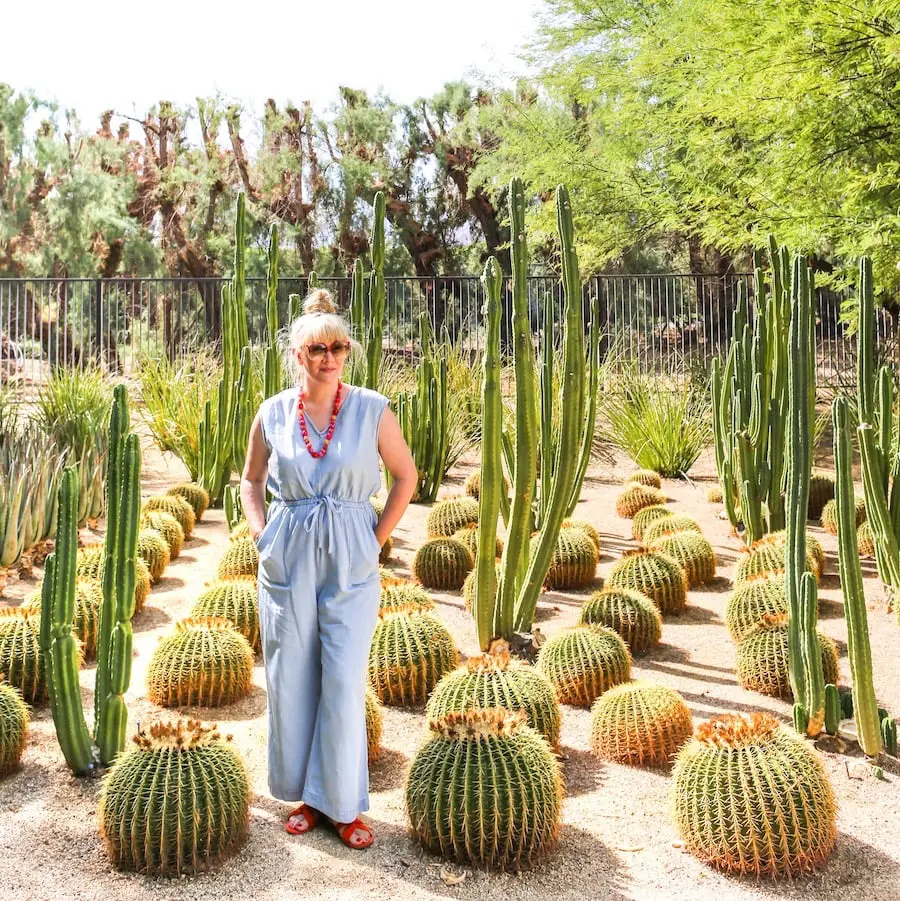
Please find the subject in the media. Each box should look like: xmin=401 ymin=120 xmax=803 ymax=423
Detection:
xmin=380 ymin=579 xmax=435 ymax=614
xmin=641 ymin=514 xmax=702 ymax=545
xmin=631 ymin=504 xmax=673 ymax=542
xmin=0 ymin=676 xmax=29 ymax=776
xmin=137 ymin=528 xmax=170 ymax=584
xmin=579 ymin=587 xmax=662 ymax=655
xmin=537 ymin=625 xmax=631 ymax=706
xmin=406 ymin=709 xmax=563 ymax=870
xmin=368 ymin=606 xmax=459 ymax=706
xmin=190 ymin=580 xmax=260 ymax=654
xmin=166 ymin=483 xmax=210 ymax=521
xmin=590 ymin=681 xmax=692 ymax=766
xmin=625 ymin=469 xmax=662 ymax=489
xmin=98 ymin=719 xmax=250 ymax=875
xmin=535 ymin=528 xmax=598 ymax=590
xmin=217 ymin=537 xmax=259 ymax=580
xmin=25 ymin=578 xmax=103 ymax=660
xmin=724 ymin=575 xmax=788 ymax=642
xmin=820 ymin=496 xmax=865 ymax=535
xmin=649 ymin=532 xmax=717 ymax=586
xmin=412 ymin=538 xmax=473 ymax=590
xmin=143 ymin=495 xmax=195 ymax=539
xmin=425 ymin=497 xmax=480 ymax=538
xmin=671 ymin=713 xmax=837 ymax=877
xmin=426 ymin=650 xmax=561 ymax=748
xmin=365 ymin=688 xmax=383 ymax=762
xmin=147 ymin=618 xmax=254 ymax=708
xmin=141 ymin=511 xmax=184 ymax=559
xmin=605 ymin=550 xmax=687 ymax=615
xmin=615 ymin=483 xmax=666 ymax=519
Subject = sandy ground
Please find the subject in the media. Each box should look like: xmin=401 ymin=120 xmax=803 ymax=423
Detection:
xmin=1 ymin=439 xmax=899 ymax=901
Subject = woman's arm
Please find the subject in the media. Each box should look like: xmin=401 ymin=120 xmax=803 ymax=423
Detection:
xmin=240 ymin=414 xmax=270 ymax=541
xmin=374 ymin=407 xmax=418 ymax=546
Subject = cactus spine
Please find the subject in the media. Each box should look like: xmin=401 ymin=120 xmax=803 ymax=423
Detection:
xmin=833 ymin=397 xmax=882 ymax=756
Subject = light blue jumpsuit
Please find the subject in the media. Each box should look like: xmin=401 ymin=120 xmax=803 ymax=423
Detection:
xmin=255 ymin=384 xmax=386 ymax=822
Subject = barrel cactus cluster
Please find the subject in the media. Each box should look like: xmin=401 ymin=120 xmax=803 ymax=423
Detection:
xmin=143 ymin=494 xmax=196 ymax=539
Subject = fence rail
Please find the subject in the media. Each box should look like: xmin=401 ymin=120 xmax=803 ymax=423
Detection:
xmin=0 ymin=274 xmax=896 ymax=392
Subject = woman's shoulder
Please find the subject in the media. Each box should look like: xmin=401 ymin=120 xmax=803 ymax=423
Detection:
xmin=258 ymin=387 xmax=298 ymax=421
xmin=348 ymin=385 xmax=389 ymax=410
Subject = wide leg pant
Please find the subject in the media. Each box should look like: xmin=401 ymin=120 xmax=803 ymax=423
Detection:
xmin=257 ymin=497 xmax=382 ymax=822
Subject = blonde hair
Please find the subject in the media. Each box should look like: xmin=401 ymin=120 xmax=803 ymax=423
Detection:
xmin=283 ymin=289 xmax=355 ymax=384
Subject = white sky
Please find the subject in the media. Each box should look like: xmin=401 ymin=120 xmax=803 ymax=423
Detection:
xmin=4 ymin=0 xmax=543 ymax=125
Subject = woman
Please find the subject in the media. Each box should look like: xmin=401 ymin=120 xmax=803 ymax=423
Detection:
xmin=241 ymin=289 xmax=417 ymax=849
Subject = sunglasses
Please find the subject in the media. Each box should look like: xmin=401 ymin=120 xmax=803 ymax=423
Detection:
xmin=304 ymin=340 xmax=352 ymax=360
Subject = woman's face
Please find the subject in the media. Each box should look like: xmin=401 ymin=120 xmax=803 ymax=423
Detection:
xmin=296 ymin=337 xmax=351 ymax=387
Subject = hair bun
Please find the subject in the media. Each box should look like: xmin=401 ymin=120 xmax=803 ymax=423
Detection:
xmin=303 ymin=289 xmax=337 ymax=316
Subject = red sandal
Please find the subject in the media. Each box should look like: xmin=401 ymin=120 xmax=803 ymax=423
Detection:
xmin=334 ymin=817 xmax=373 ymax=849
xmin=285 ymin=803 xmax=320 ymax=835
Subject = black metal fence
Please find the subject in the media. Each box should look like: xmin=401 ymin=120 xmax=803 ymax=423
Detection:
xmin=0 ymin=274 xmax=896 ymax=391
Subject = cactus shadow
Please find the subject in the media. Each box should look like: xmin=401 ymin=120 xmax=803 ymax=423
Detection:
xmin=817 ymin=596 xmax=846 ymax=620
xmin=674 ymin=604 xmax=721 ymax=625
xmin=183 ymin=534 xmax=211 ymax=549
xmin=369 ymin=747 xmax=410 ymax=792
xmin=132 ymin=604 xmax=172 ymax=632
xmin=559 ymin=745 xmax=606 ymax=797
xmin=173 ymin=683 xmax=269 ymax=721
xmin=154 ymin=574 xmax=186 ymax=591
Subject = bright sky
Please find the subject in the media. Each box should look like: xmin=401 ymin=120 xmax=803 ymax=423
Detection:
xmin=4 ymin=0 xmax=543 ymax=125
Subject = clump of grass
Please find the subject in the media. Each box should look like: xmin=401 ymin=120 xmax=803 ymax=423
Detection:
xmin=34 ymin=364 xmax=112 ymax=459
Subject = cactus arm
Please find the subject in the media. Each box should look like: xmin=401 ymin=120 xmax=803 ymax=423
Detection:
xmin=263 ymin=224 xmax=281 ymax=399
xmin=799 ymin=572 xmax=825 ymax=736
xmin=834 ymin=398 xmax=883 ymax=757
xmin=499 ymin=427 xmax=512 ymax=527
xmin=567 ymin=292 xmax=600 ymax=516
xmin=537 ymin=289 xmax=555 ymax=526
xmin=474 ymin=257 xmax=503 ymax=648
xmin=366 ymin=192 xmax=386 ymax=390
xmin=514 ymin=185 xmax=585 ymax=632
xmin=857 ymin=257 xmax=875 ymax=426
xmin=824 ymin=683 xmax=841 ymax=736
xmin=859 ymin=424 xmax=900 ymax=591
xmin=737 ymin=433 xmax=764 ymax=542
xmin=876 ymin=366 xmax=893 ymax=493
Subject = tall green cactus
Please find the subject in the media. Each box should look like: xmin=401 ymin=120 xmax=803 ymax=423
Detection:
xmin=833 ymin=397 xmax=882 ymax=757
xmin=263 ymin=223 xmax=282 ymax=399
xmin=367 ymin=192 xmax=386 ymax=390
xmin=348 ymin=258 xmax=367 ymax=384
xmin=41 ymin=385 xmax=141 ymax=774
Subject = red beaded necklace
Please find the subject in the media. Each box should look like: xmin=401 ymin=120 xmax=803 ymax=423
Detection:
xmin=297 ymin=381 xmax=343 ymax=459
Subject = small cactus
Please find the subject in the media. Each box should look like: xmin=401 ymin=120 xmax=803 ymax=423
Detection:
xmin=426 ymin=649 xmax=561 ymax=748
xmin=725 ymin=575 xmax=788 ymax=642
xmin=217 ymin=537 xmax=259 ymax=581
xmin=615 ymin=483 xmax=666 ymax=519
xmin=190 ymin=580 xmax=260 ymax=653
xmin=649 ymin=531 xmax=717 ymax=586
xmin=141 ymin=511 xmax=185 ymax=559
xmin=412 ymin=538 xmax=473 ymax=590
xmin=0 ymin=676 xmax=29 ymax=776
xmin=368 ymin=606 xmax=459 ymax=706
xmin=138 ymin=528 xmax=171 ymax=584
xmin=365 ymin=687 xmax=383 ymax=762
xmin=625 ymin=469 xmax=662 ymax=489
xmin=590 ymin=681 xmax=692 ymax=767
xmin=24 ymin=578 xmax=104 ymax=660
xmin=736 ymin=616 xmax=838 ymax=699
xmin=98 ymin=718 xmax=250 ymax=875
xmin=143 ymin=495 xmax=196 ymax=538
xmin=534 ymin=528 xmax=598 ymax=590
xmin=147 ymin=618 xmax=254 ymax=708
xmin=706 ymin=484 xmax=724 ymax=504
xmin=229 ymin=520 xmax=251 ymax=542
xmin=425 ymin=496 xmax=480 ymax=538
xmin=167 ymin=483 xmax=210 ymax=521
xmin=76 ymin=546 xmax=151 ymax=613
xmin=821 ymin=495 xmax=865 ymax=535
xmin=641 ymin=513 xmax=702 ymax=545
xmin=452 ymin=524 xmax=503 ymax=560
xmin=537 ymin=625 xmax=631 ymax=706
xmin=734 ymin=534 xmax=821 ymax=586
xmin=808 ymin=474 xmax=835 ymax=520
xmin=857 ymin=521 xmax=876 ymax=558
xmin=561 ymin=518 xmax=602 ymax=553
xmin=380 ymin=579 xmax=435 ymax=614
xmin=0 ymin=609 xmax=45 ymax=705
xmin=605 ymin=550 xmax=687 ymax=615
xmin=406 ymin=709 xmax=563 ymax=870
xmin=631 ymin=504 xmax=673 ymax=542
xmin=579 ymin=587 xmax=662 ymax=655
xmin=671 ymin=713 xmax=836 ymax=877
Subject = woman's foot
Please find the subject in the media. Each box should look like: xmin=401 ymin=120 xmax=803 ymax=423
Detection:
xmin=333 ymin=817 xmax=373 ymax=849
xmin=285 ymin=803 xmax=321 ymax=835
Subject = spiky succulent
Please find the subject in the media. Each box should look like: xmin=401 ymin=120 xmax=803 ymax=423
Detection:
xmin=368 ymin=606 xmax=459 ymax=706
xmin=425 ymin=496 xmax=480 ymax=538
xmin=579 ymin=587 xmax=662 ymax=656
xmin=808 ymin=474 xmax=835 ymax=520
xmin=641 ymin=513 xmax=702 ymax=545
xmin=138 ymin=527 xmax=171 ymax=584
xmin=736 ymin=616 xmax=838 ymax=699
xmin=706 ymin=485 xmax=724 ymax=504
xmin=725 ymin=575 xmax=788 ymax=642
xmin=857 ymin=521 xmax=876 ymax=558
xmin=141 ymin=511 xmax=185 ymax=559
xmin=615 ymin=483 xmax=666 ymax=519
xmin=626 ymin=469 xmax=662 ymax=489
xmin=649 ymin=531 xmax=717 ymax=587
xmin=452 ymin=524 xmax=503 ymax=560
xmin=426 ymin=650 xmax=561 ymax=748
xmin=406 ymin=709 xmax=563 ymax=870
xmin=463 ymin=470 xmax=508 ymax=501
xmin=537 ymin=625 xmax=631 ymax=707
xmin=0 ymin=609 xmax=45 ymax=705
xmin=98 ymin=718 xmax=250 ymax=875
xmin=590 ymin=681 xmax=692 ymax=767
xmin=462 ymin=560 xmax=501 ymax=612
xmin=229 ymin=520 xmax=251 ymax=542
xmin=535 ymin=528 xmax=598 ymax=590
xmin=24 ymin=578 xmax=104 ymax=660
xmin=561 ymin=519 xmax=602 ymax=554
xmin=380 ymin=579 xmax=435 ymax=614
xmin=0 ymin=676 xmax=29 ymax=776
xmin=190 ymin=580 xmax=260 ymax=653
xmin=821 ymin=495 xmax=865 ymax=535
xmin=143 ymin=495 xmax=196 ymax=539
xmin=757 ymin=529 xmax=827 ymax=577
xmin=147 ymin=618 xmax=254 ymax=708
xmin=365 ymin=687 xmax=383 ymax=762
xmin=631 ymin=504 xmax=674 ymax=542
xmin=605 ymin=550 xmax=687 ymax=616
xmin=370 ymin=496 xmax=385 ymax=518
xmin=733 ymin=534 xmax=821 ymax=586
xmin=76 ymin=545 xmax=151 ymax=613
xmin=412 ymin=538 xmax=473 ymax=590
xmin=671 ymin=713 xmax=837 ymax=877
xmin=379 ymin=534 xmax=393 ymax=563
xmin=217 ymin=537 xmax=259 ymax=581
xmin=167 ymin=483 xmax=210 ymax=521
